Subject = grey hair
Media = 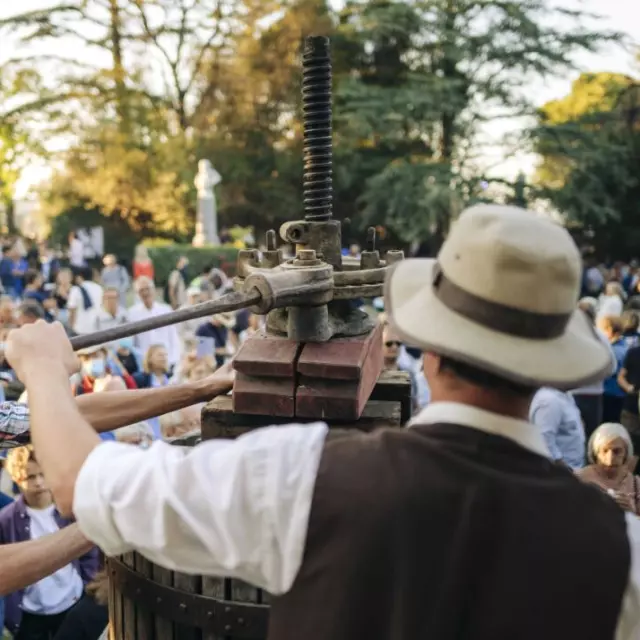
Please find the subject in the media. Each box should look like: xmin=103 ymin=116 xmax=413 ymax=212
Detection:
xmin=588 ymin=422 xmax=633 ymax=463
xmin=114 ymin=421 xmax=154 ymax=443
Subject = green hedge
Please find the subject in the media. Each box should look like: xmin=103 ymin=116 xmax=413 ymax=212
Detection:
xmin=147 ymin=245 xmax=240 ymax=287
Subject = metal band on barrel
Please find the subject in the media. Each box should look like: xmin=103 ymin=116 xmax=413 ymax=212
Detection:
xmin=431 ymin=263 xmax=570 ymax=340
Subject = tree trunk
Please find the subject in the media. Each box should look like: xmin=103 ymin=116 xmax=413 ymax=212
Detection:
xmin=5 ymin=197 xmax=16 ymax=234
xmin=109 ymin=0 xmax=129 ymax=132
xmin=438 ymin=0 xmax=458 ymax=239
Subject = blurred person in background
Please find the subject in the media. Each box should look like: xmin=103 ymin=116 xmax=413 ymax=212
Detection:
xmin=67 ymin=267 xmax=103 ymax=336
xmin=160 ymin=405 xmax=203 ymax=440
xmin=599 ymin=315 xmax=629 ymax=423
xmin=597 ymin=281 xmax=624 ymax=321
xmin=68 ymin=232 xmax=85 ymax=271
xmin=171 ymin=337 xmax=198 ymax=384
xmin=381 ymin=323 xmax=429 ymax=414
xmin=17 ymin=301 xmax=45 ymax=327
xmin=195 ymin=313 xmax=234 ymax=367
xmin=94 ymin=287 xmax=128 ymax=332
xmin=111 ymin=338 xmax=142 ymax=376
xmin=52 ymin=269 xmax=73 ymax=326
xmin=91 ymin=375 xmax=128 ymax=442
xmin=100 ymin=255 xmax=129 ymax=307
xmin=0 ymin=246 xmax=22 ymax=300
xmin=186 ymin=356 xmax=216 ymax=383
xmin=0 ymin=296 xmax=15 ymax=328
xmin=577 ymin=423 xmax=640 ymax=515
xmin=128 ymin=277 xmax=180 ymax=370
xmin=622 ymin=310 xmax=640 ymax=348
xmin=530 ymin=387 xmax=585 ymax=469
xmin=38 ymin=243 xmax=60 ymax=286
xmin=132 ymin=245 xmax=154 ymax=281
xmin=165 ymin=256 xmax=189 ymax=310
xmin=73 ymin=346 xmax=136 ymax=396
xmin=22 ymin=270 xmax=56 ymax=322
xmin=132 ymin=345 xmax=172 ymax=439
xmin=113 ymin=422 xmax=154 ymax=448
xmin=177 ymin=287 xmax=203 ymax=346
xmin=572 ymin=298 xmax=615 ymax=439
xmin=0 ymin=446 xmax=100 ymax=639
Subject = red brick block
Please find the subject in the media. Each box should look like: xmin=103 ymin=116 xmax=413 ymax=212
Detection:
xmin=233 ymin=330 xmax=302 ymax=378
xmin=232 ymin=373 xmax=296 ymax=418
xmin=295 ymin=323 xmax=383 ymax=420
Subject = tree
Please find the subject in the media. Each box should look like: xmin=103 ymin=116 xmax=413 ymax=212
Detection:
xmin=332 ymin=0 xmax=620 ymax=248
xmin=531 ymin=73 xmax=640 ymax=259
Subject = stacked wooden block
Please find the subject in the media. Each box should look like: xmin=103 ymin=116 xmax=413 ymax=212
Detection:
xmin=231 ymin=322 xmax=384 ymax=421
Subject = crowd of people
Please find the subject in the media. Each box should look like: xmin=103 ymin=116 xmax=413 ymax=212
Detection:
xmin=0 ymin=232 xmax=269 ymax=638
xmin=4 ymin=210 xmax=640 ymax=638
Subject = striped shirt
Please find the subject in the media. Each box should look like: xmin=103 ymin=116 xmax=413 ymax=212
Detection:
xmin=0 ymin=402 xmax=30 ymax=451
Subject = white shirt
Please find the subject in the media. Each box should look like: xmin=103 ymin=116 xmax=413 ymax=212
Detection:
xmin=73 ymin=403 xmax=640 ymax=638
xmin=67 ymin=281 xmax=103 ymax=335
xmin=22 ymin=504 xmax=83 ymax=615
xmin=95 ymin=306 xmax=128 ymax=332
xmin=69 ymin=238 xmax=85 ymax=268
xmin=599 ymin=294 xmax=624 ymax=321
xmin=530 ymin=388 xmax=585 ymax=469
xmin=127 ymin=302 xmax=181 ymax=367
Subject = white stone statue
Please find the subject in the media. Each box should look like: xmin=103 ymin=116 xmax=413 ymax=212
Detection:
xmin=193 ymin=159 xmax=222 ymax=246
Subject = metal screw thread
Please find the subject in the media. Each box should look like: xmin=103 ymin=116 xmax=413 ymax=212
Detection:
xmin=302 ymin=36 xmax=332 ymax=222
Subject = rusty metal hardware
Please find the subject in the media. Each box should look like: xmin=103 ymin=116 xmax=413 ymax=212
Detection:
xmin=108 ymin=557 xmax=269 ymax=637
xmin=66 ymin=36 xmax=405 ymax=351
xmin=302 ymin=36 xmax=332 ymax=223
xmin=69 ymin=290 xmax=260 ymax=352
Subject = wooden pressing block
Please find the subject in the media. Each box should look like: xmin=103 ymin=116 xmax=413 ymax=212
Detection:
xmin=295 ymin=321 xmax=384 ymax=420
xmin=232 ymin=331 xmax=302 ymax=417
xmin=201 ymin=394 xmax=404 ymax=441
xmin=232 ymin=372 xmax=296 ymax=417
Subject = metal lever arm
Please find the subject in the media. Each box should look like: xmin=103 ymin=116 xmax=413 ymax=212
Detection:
xmin=69 ymin=290 xmax=261 ymax=352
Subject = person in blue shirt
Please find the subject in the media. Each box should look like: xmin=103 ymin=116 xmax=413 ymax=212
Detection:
xmin=22 ymin=270 xmax=56 ymax=322
xmin=195 ymin=314 xmax=232 ymax=367
xmin=599 ymin=315 xmax=629 ymax=424
xmin=0 ymin=247 xmax=16 ymax=299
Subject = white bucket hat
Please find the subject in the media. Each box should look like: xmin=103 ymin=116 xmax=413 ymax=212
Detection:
xmin=384 ymin=204 xmax=614 ymax=390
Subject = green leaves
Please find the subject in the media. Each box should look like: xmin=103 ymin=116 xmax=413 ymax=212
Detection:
xmin=531 ymin=72 xmax=640 ymax=258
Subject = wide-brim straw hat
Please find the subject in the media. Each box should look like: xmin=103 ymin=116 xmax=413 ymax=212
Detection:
xmin=384 ymin=204 xmax=614 ymax=390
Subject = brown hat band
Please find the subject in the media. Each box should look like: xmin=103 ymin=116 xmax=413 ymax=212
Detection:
xmin=431 ymin=263 xmax=571 ymax=340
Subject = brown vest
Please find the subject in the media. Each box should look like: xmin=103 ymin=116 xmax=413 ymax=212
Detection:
xmin=269 ymin=423 xmax=630 ymax=640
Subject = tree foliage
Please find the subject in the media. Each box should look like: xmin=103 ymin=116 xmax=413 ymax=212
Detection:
xmin=0 ymin=0 xmax=622 ymax=251
xmin=532 ymin=72 xmax=640 ymax=259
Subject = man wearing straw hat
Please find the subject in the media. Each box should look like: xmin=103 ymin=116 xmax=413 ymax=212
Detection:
xmin=6 ymin=205 xmax=640 ymax=639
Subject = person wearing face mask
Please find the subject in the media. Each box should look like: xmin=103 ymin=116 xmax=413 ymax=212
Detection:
xmin=112 ymin=337 xmax=142 ymax=376
xmin=73 ymin=346 xmax=137 ymax=396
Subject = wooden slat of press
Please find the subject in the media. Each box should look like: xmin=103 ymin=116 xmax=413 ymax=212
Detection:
xmin=369 ymin=369 xmax=412 ymax=424
xmin=111 ymin=557 xmax=124 ymax=640
xmin=121 ymin=553 xmax=137 ymax=640
xmin=107 ymin=558 xmax=117 ymax=640
xmin=296 ymin=322 xmax=383 ymax=420
xmin=173 ymin=570 xmax=202 ymax=640
xmin=233 ymin=331 xmax=302 ymax=378
xmin=231 ymin=580 xmax=260 ymax=639
xmin=203 ymin=395 xmax=402 ymax=441
xmin=134 ymin=553 xmax=155 ymax=640
xmin=232 ymin=373 xmax=296 ymax=417
xmin=201 ymin=576 xmax=226 ymax=640
xmin=152 ymin=564 xmax=175 ymax=640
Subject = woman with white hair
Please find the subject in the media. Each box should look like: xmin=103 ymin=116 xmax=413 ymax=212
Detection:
xmin=576 ymin=423 xmax=640 ymax=514
xmin=114 ymin=421 xmax=154 ymax=448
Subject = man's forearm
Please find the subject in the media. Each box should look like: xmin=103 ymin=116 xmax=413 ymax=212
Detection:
xmin=26 ymin=365 xmax=101 ymax=516
xmin=76 ymin=378 xmax=226 ymax=433
xmin=0 ymin=524 xmax=92 ymax=596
